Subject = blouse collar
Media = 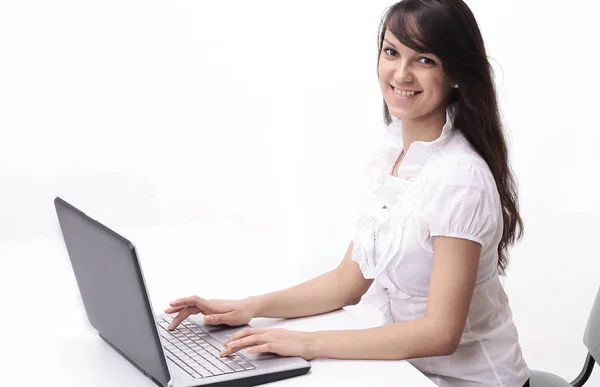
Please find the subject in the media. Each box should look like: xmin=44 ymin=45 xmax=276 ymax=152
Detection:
xmin=386 ymin=103 xmax=457 ymax=180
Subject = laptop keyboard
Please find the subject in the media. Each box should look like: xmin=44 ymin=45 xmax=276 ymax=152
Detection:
xmin=157 ymin=317 xmax=256 ymax=379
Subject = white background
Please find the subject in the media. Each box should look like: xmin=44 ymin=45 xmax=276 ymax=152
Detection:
xmin=2 ymin=0 xmax=600 ymax=384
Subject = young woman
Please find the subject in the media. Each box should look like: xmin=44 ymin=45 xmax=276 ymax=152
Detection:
xmin=166 ymin=1 xmax=530 ymax=385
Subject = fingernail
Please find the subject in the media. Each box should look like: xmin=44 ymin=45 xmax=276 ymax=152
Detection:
xmin=206 ymin=316 xmax=214 ymax=323
xmin=223 ymin=338 xmax=230 ymax=345
xmin=219 ymin=349 xmax=227 ymax=357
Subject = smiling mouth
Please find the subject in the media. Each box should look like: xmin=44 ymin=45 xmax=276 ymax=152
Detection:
xmin=391 ymin=85 xmax=423 ymax=96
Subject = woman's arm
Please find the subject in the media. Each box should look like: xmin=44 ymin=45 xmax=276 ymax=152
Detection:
xmin=167 ymin=241 xmax=373 ymax=329
xmin=311 ymin=235 xmax=480 ymax=359
xmin=249 ymin=241 xmax=374 ymax=319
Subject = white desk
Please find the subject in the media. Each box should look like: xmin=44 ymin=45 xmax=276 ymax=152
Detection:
xmin=1 ymin=217 xmax=435 ymax=387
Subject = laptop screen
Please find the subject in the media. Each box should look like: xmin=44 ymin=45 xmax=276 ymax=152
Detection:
xmin=54 ymin=197 xmax=170 ymax=386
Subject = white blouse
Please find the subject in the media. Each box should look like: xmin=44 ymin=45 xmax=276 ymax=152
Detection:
xmin=351 ymin=104 xmax=530 ymax=387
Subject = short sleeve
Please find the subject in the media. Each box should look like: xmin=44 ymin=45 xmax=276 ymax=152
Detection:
xmin=420 ymin=159 xmax=499 ymax=248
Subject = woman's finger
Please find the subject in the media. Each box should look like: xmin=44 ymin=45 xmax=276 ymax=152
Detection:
xmin=168 ymin=307 xmax=197 ymax=330
xmin=170 ymin=296 xmax=216 ymax=314
xmin=221 ymin=333 xmax=267 ymax=356
xmin=223 ymin=328 xmax=265 ymax=345
xmin=164 ymin=305 xmax=186 ymax=314
xmin=169 ymin=296 xmax=203 ymax=307
xmin=246 ymin=343 xmax=276 ymax=354
xmin=203 ymin=312 xmax=233 ymax=325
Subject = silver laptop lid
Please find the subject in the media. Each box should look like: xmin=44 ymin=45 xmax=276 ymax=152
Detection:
xmin=54 ymin=197 xmax=171 ymax=386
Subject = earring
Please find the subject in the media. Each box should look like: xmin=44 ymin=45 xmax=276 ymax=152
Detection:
xmin=452 ymin=84 xmax=459 ymax=89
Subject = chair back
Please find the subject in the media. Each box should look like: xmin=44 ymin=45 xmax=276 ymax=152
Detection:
xmin=583 ymin=285 xmax=600 ymax=363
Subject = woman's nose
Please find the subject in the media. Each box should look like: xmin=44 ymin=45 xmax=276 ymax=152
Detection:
xmin=394 ymin=62 xmax=414 ymax=84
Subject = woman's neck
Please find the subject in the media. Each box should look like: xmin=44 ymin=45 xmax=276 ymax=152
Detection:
xmin=400 ymin=107 xmax=447 ymax=150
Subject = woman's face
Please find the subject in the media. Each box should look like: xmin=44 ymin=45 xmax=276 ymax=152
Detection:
xmin=378 ymin=29 xmax=454 ymax=122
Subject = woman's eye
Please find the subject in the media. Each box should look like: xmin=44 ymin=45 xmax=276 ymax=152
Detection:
xmin=383 ymin=48 xmax=397 ymax=56
xmin=418 ymin=57 xmax=436 ymax=65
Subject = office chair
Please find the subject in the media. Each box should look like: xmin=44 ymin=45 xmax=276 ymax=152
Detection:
xmin=529 ymin=286 xmax=600 ymax=387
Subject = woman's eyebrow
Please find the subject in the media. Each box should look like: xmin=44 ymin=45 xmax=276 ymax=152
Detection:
xmin=383 ymin=39 xmax=436 ymax=58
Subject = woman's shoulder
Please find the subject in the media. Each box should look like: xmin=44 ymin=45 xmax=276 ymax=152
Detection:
xmin=426 ymin=132 xmax=497 ymax=194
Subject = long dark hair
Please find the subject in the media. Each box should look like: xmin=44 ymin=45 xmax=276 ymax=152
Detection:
xmin=377 ymin=0 xmax=523 ymax=275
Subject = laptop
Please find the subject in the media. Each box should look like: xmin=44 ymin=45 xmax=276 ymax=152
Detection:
xmin=54 ymin=197 xmax=311 ymax=387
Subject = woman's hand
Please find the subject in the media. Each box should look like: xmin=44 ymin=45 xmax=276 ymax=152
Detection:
xmin=165 ymin=296 xmax=260 ymax=330
xmin=220 ymin=328 xmax=318 ymax=361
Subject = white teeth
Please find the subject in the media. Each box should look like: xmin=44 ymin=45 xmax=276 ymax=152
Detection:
xmin=393 ymin=87 xmax=419 ymax=96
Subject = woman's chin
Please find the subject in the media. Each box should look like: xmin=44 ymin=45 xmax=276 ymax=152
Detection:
xmin=389 ymin=109 xmax=413 ymax=121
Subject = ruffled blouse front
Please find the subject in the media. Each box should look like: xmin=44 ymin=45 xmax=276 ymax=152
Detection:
xmin=352 ymin=107 xmax=453 ymax=281
xmin=350 ymin=104 xmax=529 ymax=387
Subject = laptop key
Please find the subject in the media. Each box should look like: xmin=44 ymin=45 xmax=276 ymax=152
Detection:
xmin=197 ymin=369 xmax=213 ymax=378
xmin=223 ymin=360 xmax=245 ymax=372
xmin=188 ymin=361 xmax=209 ymax=373
xmin=207 ymin=357 xmax=235 ymax=373
xmin=230 ymin=355 xmax=255 ymax=370
xmin=191 ymin=351 xmax=209 ymax=361
xmin=204 ymin=365 xmax=223 ymax=375
xmin=238 ymin=361 xmax=256 ymax=370
xmin=180 ymin=364 xmax=194 ymax=376
xmin=204 ymin=357 xmax=234 ymax=374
